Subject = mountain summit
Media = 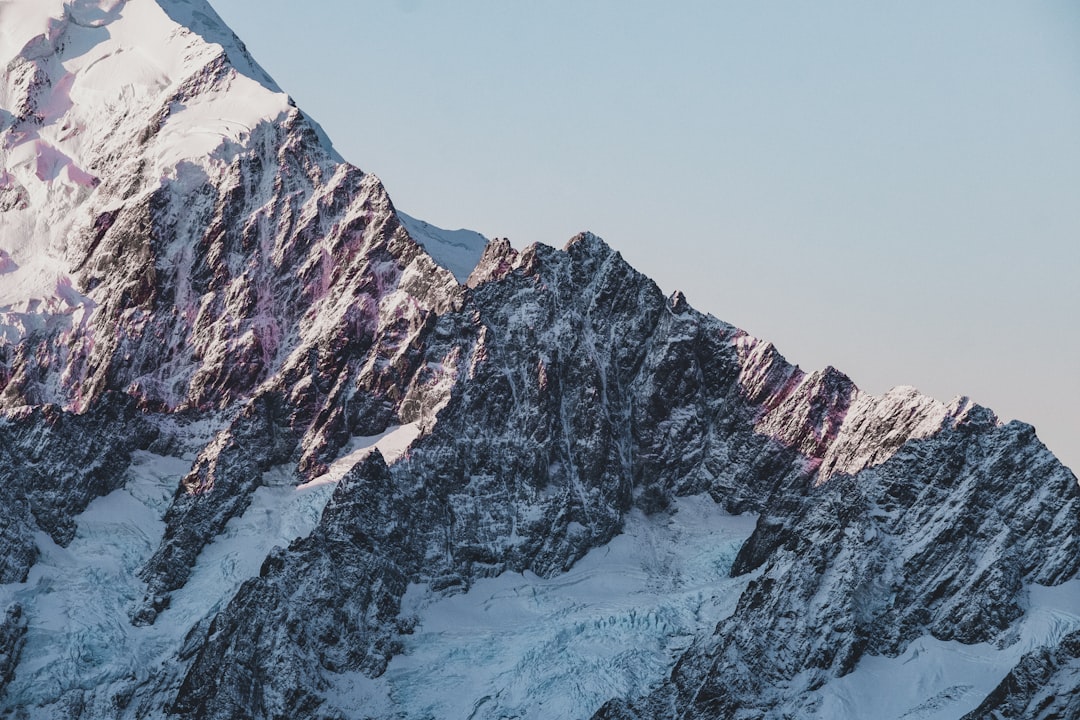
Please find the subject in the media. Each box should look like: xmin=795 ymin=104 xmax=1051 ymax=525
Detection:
xmin=1 ymin=2 xmax=1077 ymax=719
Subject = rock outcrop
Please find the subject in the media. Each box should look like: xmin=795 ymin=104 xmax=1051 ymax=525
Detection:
xmin=0 ymin=1 xmax=1076 ymax=719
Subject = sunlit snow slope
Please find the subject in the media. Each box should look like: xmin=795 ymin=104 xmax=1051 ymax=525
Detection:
xmin=0 ymin=2 xmax=1077 ymax=720
xmin=0 ymin=0 xmax=289 ymax=316
xmin=397 ymin=210 xmax=487 ymax=283
xmin=0 ymin=0 xmax=480 ymax=378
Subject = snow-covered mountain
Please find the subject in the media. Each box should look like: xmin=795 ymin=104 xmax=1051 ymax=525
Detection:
xmin=1 ymin=1 xmax=1077 ymax=719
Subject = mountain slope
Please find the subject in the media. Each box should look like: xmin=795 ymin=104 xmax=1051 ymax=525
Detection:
xmin=396 ymin=210 xmax=488 ymax=284
xmin=0 ymin=2 xmax=1077 ymax=719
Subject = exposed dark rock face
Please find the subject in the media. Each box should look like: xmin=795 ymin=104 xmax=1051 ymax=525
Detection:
xmin=962 ymin=629 xmax=1080 ymax=720
xmin=155 ymin=232 xmax=1080 ymax=719
xmin=0 ymin=604 xmax=27 ymax=697
xmin=596 ymin=412 xmax=1080 ymax=719
xmin=165 ymin=233 xmax=806 ymax=717
xmin=0 ymin=2 xmax=1077 ymax=719
xmin=131 ymin=204 xmax=464 ymax=622
xmin=0 ymin=393 xmax=158 ymax=583
xmin=171 ymin=451 xmax=414 ymax=719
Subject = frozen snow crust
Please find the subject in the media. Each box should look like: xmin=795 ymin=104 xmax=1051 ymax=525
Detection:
xmin=1 ymin=2 xmax=1079 ymax=719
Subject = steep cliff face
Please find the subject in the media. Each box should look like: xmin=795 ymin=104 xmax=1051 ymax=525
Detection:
xmin=1 ymin=0 xmax=470 ymax=630
xmin=158 ymin=234 xmax=1080 ymax=720
xmin=595 ymin=411 xmax=1080 ymax=719
xmin=1 ymin=2 xmax=1077 ymax=719
xmin=962 ymin=628 xmax=1080 ymax=720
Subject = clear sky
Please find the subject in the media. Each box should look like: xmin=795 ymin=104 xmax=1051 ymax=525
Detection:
xmin=210 ymin=0 xmax=1079 ymax=474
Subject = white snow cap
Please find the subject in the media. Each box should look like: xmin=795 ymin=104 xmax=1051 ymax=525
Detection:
xmin=0 ymin=0 xmax=291 ymax=314
xmin=397 ymin=210 xmax=488 ymax=283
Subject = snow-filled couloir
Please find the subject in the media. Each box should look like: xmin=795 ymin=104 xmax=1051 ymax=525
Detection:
xmin=0 ymin=2 xmax=1078 ymax=719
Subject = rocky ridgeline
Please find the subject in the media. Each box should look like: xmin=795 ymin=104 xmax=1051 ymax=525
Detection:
xmin=0 ymin=1 xmax=1077 ymax=718
xmin=595 ymin=409 xmax=1080 ymax=719
xmin=151 ymin=231 xmax=1080 ymax=720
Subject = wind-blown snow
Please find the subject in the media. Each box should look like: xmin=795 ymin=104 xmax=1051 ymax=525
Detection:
xmin=397 ymin=210 xmax=488 ymax=283
xmin=322 ymin=495 xmax=759 ymax=720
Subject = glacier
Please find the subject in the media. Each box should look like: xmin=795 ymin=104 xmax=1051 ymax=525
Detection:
xmin=0 ymin=424 xmax=421 ymax=717
xmin=275 ymin=494 xmax=758 ymax=720
xmin=813 ymin=580 xmax=1080 ymax=719
xmin=1 ymin=1 xmax=1078 ymax=718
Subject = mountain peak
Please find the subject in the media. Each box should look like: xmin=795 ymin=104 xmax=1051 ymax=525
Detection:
xmin=0 ymin=0 xmax=317 ymax=345
xmin=151 ymin=0 xmax=281 ymax=90
xmin=1 ymin=2 xmax=1077 ymax=719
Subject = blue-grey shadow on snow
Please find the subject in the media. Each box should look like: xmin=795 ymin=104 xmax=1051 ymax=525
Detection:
xmin=154 ymin=0 xmax=282 ymax=92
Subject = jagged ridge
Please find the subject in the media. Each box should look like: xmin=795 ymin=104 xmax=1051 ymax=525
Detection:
xmin=0 ymin=2 xmax=1077 ymax=719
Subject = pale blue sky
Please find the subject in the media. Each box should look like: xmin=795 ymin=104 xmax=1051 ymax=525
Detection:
xmin=211 ymin=0 xmax=1079 ymax=472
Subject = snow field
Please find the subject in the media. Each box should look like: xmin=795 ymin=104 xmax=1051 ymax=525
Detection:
xmin=0 ymin=423 xmax=420 ymax=714
xmin=812 ymin=579 xmax=1080 ymax=719
xmin=397 ymin=210 xmax=488 ymax=284
xmin=324 ymin=494 xmax=760 ymax=720
xmin=0 ymin=0 xmax=290 ymax=341
xmin=0 ymin=451 xmax=187 ymax=709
